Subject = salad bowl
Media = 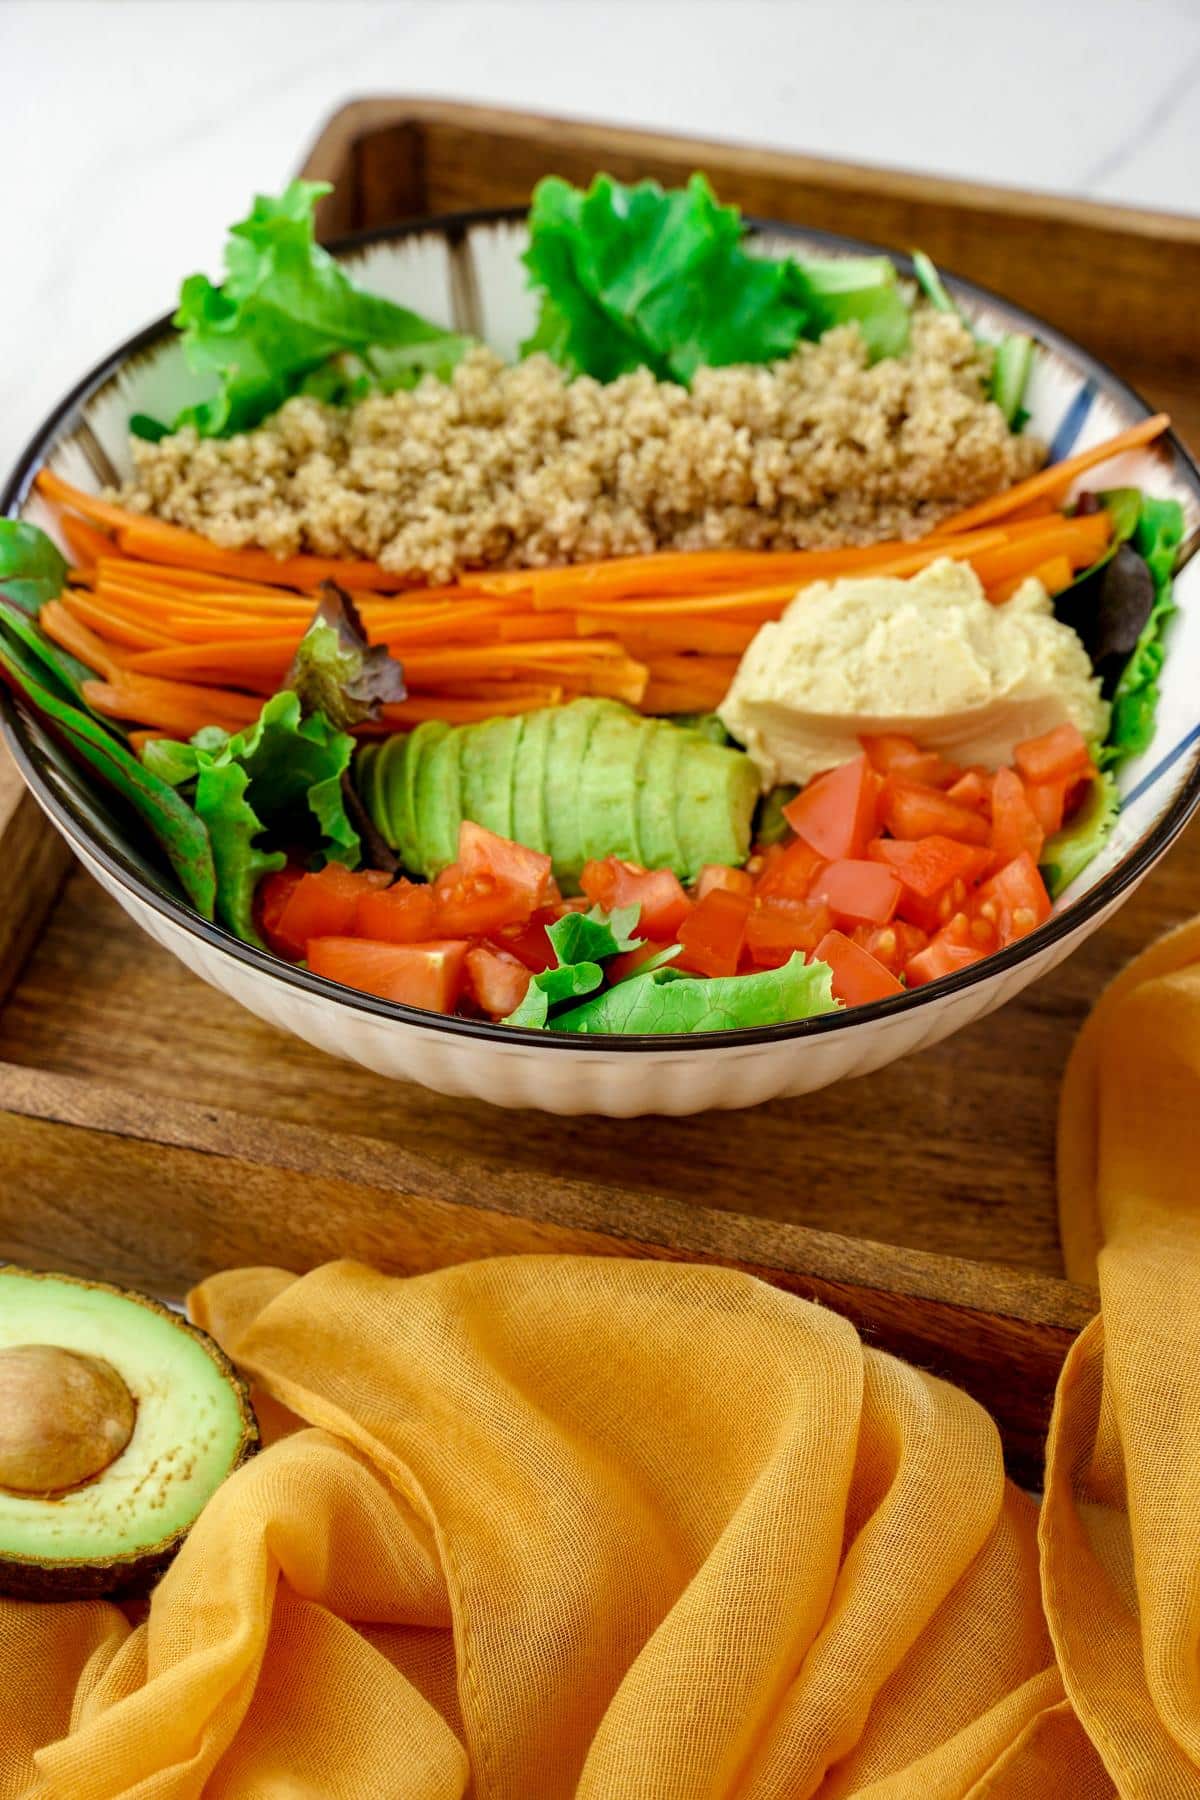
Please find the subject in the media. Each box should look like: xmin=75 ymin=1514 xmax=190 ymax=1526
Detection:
xmin=3 ymin=208 xmax=1199 ymax=1116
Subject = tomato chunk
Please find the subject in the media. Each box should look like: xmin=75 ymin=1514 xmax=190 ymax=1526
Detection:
xmin=675 ymin=888 xmax=751 ymax=977
xmin=465 ymin=945 xmax=531 ymax=1018
xmin=745 ymin=898 xmax=834 ymax=967
xmin=457 ymin=821 xmax=556 ymax=909
xmin=580 ymin=858 xmax=692 ymax=938
xmin=974 ymin=853 xmax=1052 ymax=947
xmin=868 ymin=835 xmax=992 ymax=897
xmin=492 ymin=910 xmax=558 ymax=973
xmin=1024 ymin=778 xmax=1069 ymax=836
xmin=814 ymin=929 xmax=903 ymax=1006
xmin=783 ymin=754 xmax=881 ymax=860
xmin=861 ymin=734 xmax=945 ymax=785
xmin=695 ymin=864 xmax=755 ymax=900
xmin=433 ymin=864 xmax=536 ymax=936
xmin=1013 ymin=723 xmax=1091 ymax=787
xmin=355 ymin=879 xmax=438 ymax=944
xmin=275 ymin=864 xmax=390 ymax=954
xmin=257 ymin=866 xmax=306 ymax=960
xmin=850 ymin=921 xmax=929 ymax=975
xmin=754 ymin=838 xmax=826 ymax=900
xmin=811 ymin=859 xmax=901 ymax=926
xmin=307 ymin=937 xmax=468 ymax=1012
xmin=881 ymin=780 xmax=990 ymax=846
xmin=990 ymin=767 xmax=1045 ymax=868
xmin=945 ymin=769 xmax=992 ymax=812
xmin=903 ymin=927 xmax=988 ymax=987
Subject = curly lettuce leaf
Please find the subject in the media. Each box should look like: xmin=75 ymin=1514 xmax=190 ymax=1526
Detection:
xmin=143 ymin=690 xmax=359 ymax=942
xmin=1041 ymin=770 xmax=1120 ymax=899
xmin=503 ymin=903 xmax=643 ymax=1027
xmin=0 ymin=519 xmax=69 ymax=617
xmin=1105 ymin=496 xmax=1185 ymax=766
xmin=285 ymin=583 xmax=406 ymax=730
xmin=550 ymin=950 xmax=838 ymax=1036
xmin=162 ymin=181 xmax=472 ymax=437
xmin=522 ymin=173 xmax=907 ymax=385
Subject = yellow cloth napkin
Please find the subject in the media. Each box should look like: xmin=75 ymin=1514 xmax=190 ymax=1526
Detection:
xmin=4 ymin=922 xmax=1200 ymax=1798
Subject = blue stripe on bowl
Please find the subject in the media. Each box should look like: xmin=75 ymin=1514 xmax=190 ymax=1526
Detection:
xmin=1048 ymin=382 xmax=1096 ymax=463
xmin=1121 ymin=721 xmax=1200 ymax=811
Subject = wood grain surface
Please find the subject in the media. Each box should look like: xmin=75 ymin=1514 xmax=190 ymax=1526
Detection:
xmin=3 ymin=100 xmax=1199 ymax=1481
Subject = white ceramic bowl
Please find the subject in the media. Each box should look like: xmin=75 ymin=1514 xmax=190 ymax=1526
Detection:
xmin=4 ymin=210 xmax=1199 ymax=1116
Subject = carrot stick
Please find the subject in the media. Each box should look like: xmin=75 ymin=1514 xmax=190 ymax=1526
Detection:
xmin=988 ymin=554 xmax=1075 ymax=604
xmin=936 ymin=415 xmax=1170 ymax=534
xmin=40 ymin=601 xmax=124 ymax=680
xmin=60 ymin=590 xmax=178 ymax=650
xmin=372 ymin=694 xmax=554 ymax=727
xmin=575 ymin=614 xmax=758 ymax=654
xmin=83 ymin=676 xmax=261 ymax=735
xmin=36 ymin=468 xmax=418 ymax=592
xmin=641 ymin=680 xmax=729 ymax=714
xmin=968 ymin=517 xmax=1110 ymax=587
xmin=58 ymin=513 xmax=117 ymax=570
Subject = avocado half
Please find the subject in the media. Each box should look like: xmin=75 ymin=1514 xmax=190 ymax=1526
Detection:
xmin=0 ymin=1266 xmax=258 ymax=1599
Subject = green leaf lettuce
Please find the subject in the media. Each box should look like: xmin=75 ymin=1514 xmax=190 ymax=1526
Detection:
xmin=551 ymin=951 xmax=839 ymax=1036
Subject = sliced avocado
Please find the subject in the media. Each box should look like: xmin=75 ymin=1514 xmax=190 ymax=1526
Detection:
xmin=674 ymin=739 xmax=760 ymax=877
xmin=0 ymin=1266 xmax=257 ymax=1600
xmin=580 ymin=709 xmax=650 ymax=867
xmin=413 ymin=723 xmax=463 ymax=877
xmin=544 ymin=698 xmax=618 ymax=891
xmin=460 ymin=714 xmax=523 ymax=839
xmin=367 ymin=734 xmax=404 ymax=852
xmin=400 ymin=720 xmax=443 ymax=875
xmin=636 ymin=721 xmax=687 ymax=876
xmin=511 ymin=707 xmax=553 ymax=855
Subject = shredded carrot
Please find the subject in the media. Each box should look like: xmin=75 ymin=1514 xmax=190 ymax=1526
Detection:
xmin=936 ymin=415 xmax=1170 ymax=534
xmin=966 ymin=515 xmax=1111 ymax=587
xmin=372 ymin=694 xmax=555 ymax=727
xmin=83 ymin=676 xmax=260 ymax=736
xmin=60 ymin=590 xmax=178 ymax=651
xmin=57 ymin=513 xmax=116 ymax=570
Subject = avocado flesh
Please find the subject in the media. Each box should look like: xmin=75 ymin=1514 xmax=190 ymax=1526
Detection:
xmin=635 ymin=722 xmax=688 ymax=876
xmin=460 ymin=715 xmax=522 ymax=840
xmin=674 ymin=740 xmax=760 ymax=877
xmin=580 ymin=710 xmax=650 ymax=867
xmin=0 ymin=1268 xmax=256 ymax=1598
xmin=544 ymin=698 xmax=620 ymax=891
xmin=413 ymin=724 xmax=463 ymax=878
xmin=511 ymin=707 xmax=552 ymax=855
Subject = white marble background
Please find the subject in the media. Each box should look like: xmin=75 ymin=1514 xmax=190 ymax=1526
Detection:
xmin=2 ymin=0 xmax=1197 ymax=474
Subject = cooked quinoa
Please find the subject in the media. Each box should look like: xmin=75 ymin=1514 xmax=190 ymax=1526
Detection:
xmin=122 ymin=310 xmax=1043 ymax=582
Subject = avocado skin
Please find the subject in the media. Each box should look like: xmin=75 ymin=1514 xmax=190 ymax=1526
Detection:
xmin=0 ymin=1267 xmax=258 ymax=1601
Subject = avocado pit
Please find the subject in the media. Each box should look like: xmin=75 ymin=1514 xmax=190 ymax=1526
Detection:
xmin=0 ymin=1344 xmax=136 ymax=1495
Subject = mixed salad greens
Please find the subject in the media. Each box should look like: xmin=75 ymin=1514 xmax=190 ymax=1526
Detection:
xmin=0 ymin=171 xmax=1190 ymax=1038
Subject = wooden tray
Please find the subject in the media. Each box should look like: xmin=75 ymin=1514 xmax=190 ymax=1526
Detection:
xmin=4 ymin=100 xmax=1200 ymax=1487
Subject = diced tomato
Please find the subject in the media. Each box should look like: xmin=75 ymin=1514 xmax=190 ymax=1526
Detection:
xmin=1013 ymin=722 xmax=1092 ymax=787
xmin=754 ymin=837 xmax=826 ymax=900
xmin=457 ymin=820 xmax=557 ymax=909
xmin=307 ymin=937 xmax=468 ymax=1012
xmin=695 ymin=863 xmax=755 ymax=900
xmin=811 ymin=859 xmax=902 ymax=926
xmin=744 ymin=897 xmax=834 ymax=967
xmin=861 ymin=734 xmax=945 ymax=785
xmin=355 ymin=879 xmax=438 ymax=944
xmin=492 ymin=910 xmax=558 ymax=973
xmin=1024 ymin=778 xmax=1070 ymax=836
xmin=868 ymin=835 xmax=992 ymax=897
xmin=675 ymin=888 xmax=752 ymax=977
xmin=850 ymin=920 xmax=930 ymax=975
xmin=881 ymin=780 xmax=990 ymax=846
xmin=814 ymin=929 xmax=903 ymax=1005
xmin=903 ymin=931 xmax=988 ymax=987
xmin=580 ymin=858 xmax=692 ymax=938
xmin=990 ymin=767 xmax=1045 ymax=868
xmin=275 ymin=863 xmax=390 ymax=954
xmin=433 ymin=864 xmax=535 ymax=936
xmin=783 ymin=754 xmax=881 ymax=860
xmin=974 ymin=853 xmax=1052 ymax=947
xmin=257 ymin=865 xmax=306 ymax=960
xmin=465 ymin=945 xmax=531 ymax=1018
xmin=945 ymin=769 xmax=992 ymax=812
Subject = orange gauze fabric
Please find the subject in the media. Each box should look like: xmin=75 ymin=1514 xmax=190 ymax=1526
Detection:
xmin=4 ymin=923 xmax=1200 ymax=1797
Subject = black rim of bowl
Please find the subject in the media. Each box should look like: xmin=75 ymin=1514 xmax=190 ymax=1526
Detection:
xmin=3 ymin=205 xmax=1199 ymax=1055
